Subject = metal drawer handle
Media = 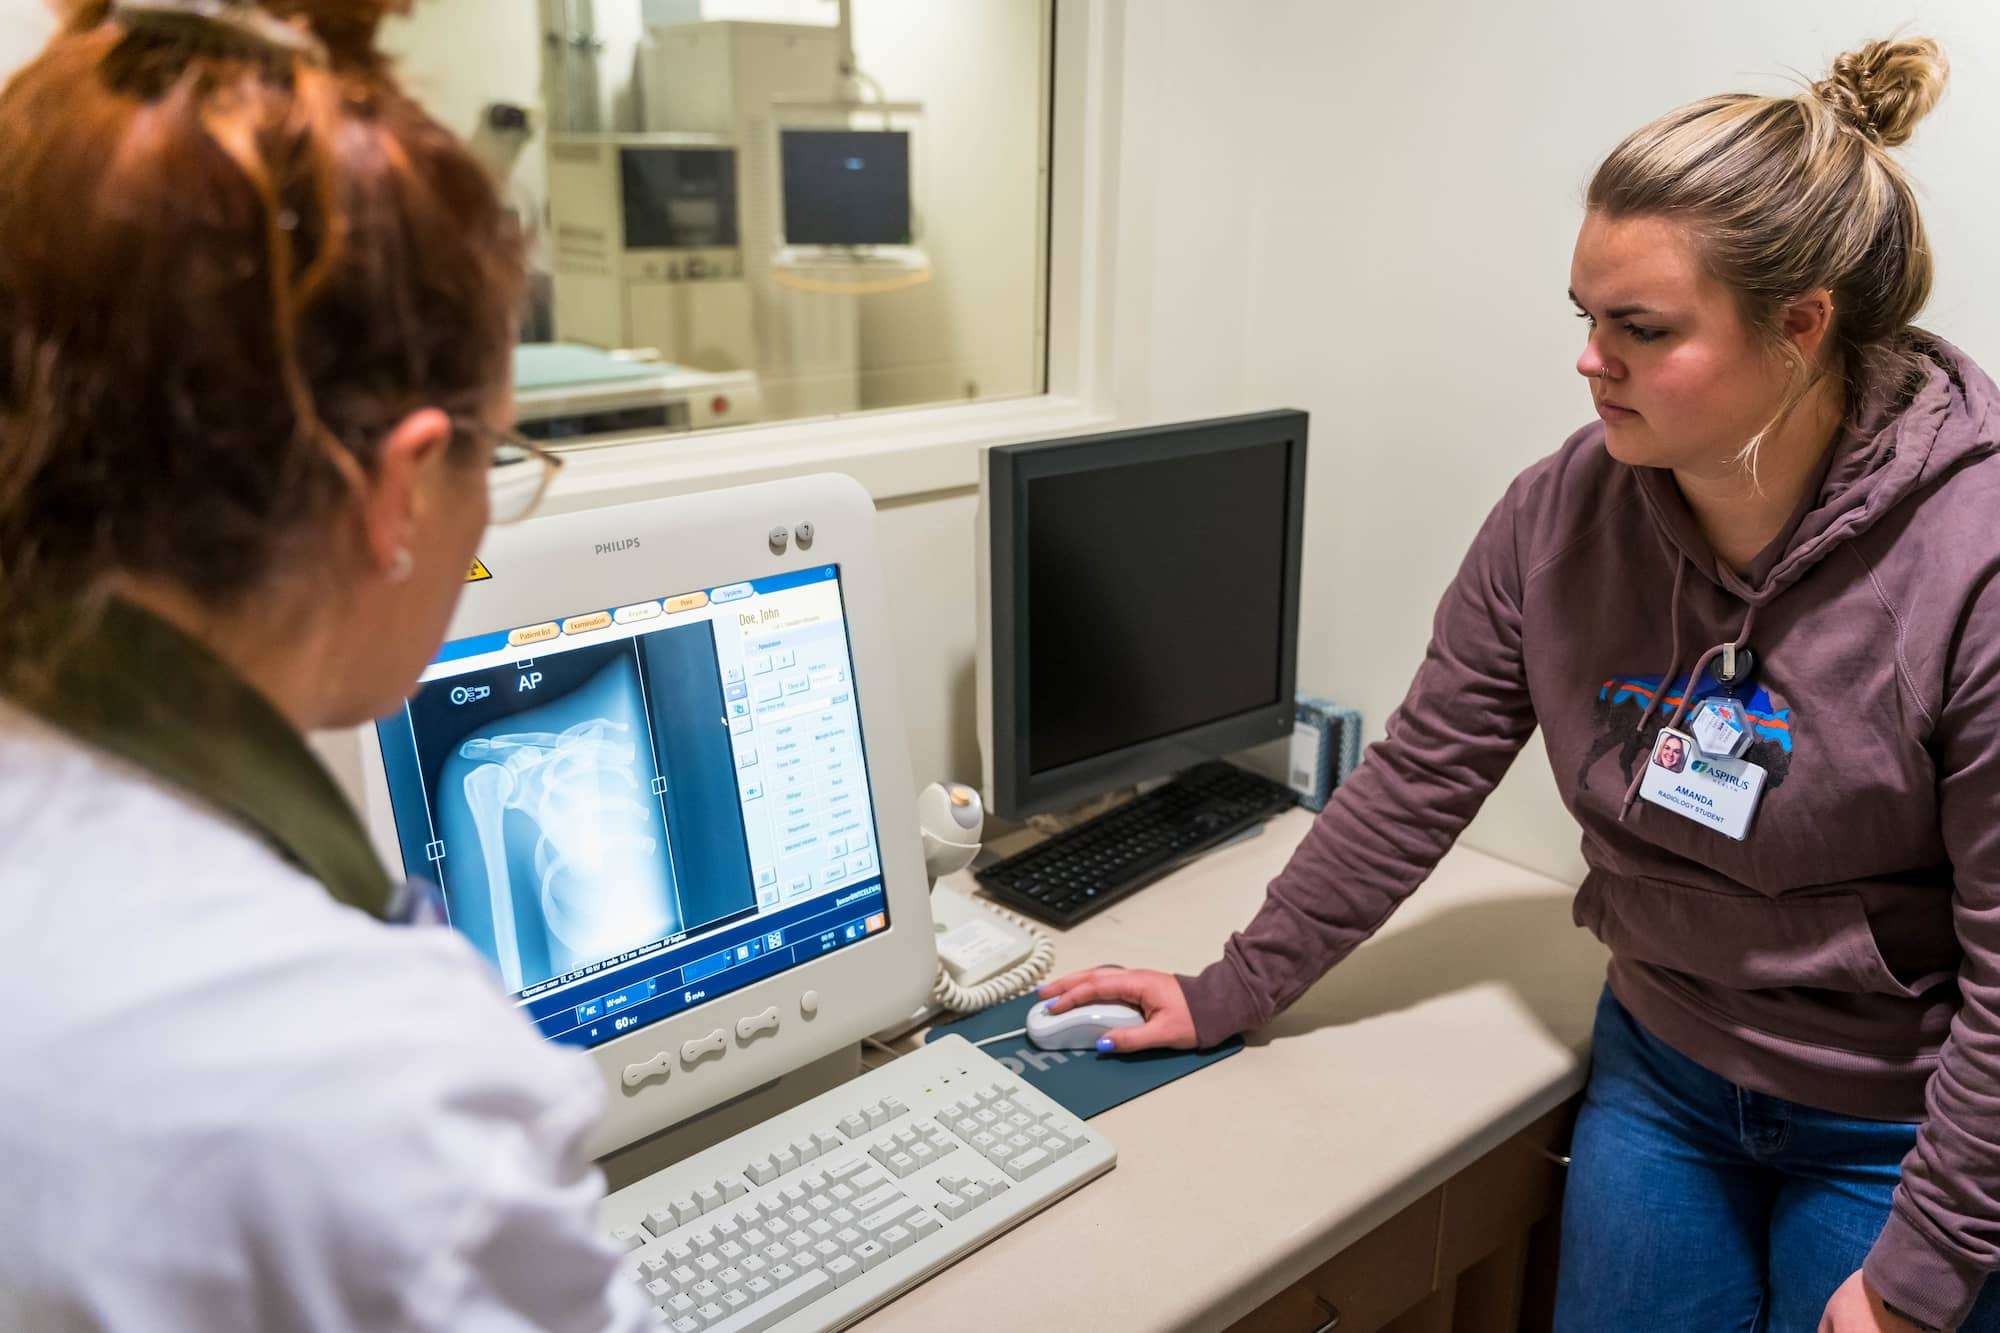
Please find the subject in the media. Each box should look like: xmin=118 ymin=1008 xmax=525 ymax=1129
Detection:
xmin=1311 ymin=1296 xmax=1342 ymax=1332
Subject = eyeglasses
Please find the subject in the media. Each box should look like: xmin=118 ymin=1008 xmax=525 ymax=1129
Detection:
xmin=459 ymin=420 xmax=564 ymax=525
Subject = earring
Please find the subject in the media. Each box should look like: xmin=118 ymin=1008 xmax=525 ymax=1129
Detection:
xmin=387 ymin=546 xmax=414 ymax=583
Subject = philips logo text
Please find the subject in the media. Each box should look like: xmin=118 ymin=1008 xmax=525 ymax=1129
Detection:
xmin=594 ymin=538 xmax=642 ymax=556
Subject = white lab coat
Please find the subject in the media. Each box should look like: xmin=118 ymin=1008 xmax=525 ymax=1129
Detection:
xmin=0 ymin=705 xmax=650 ymax=1331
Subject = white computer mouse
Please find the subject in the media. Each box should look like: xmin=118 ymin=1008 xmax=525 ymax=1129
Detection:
xmin=1025 ymin=998 xmax=1146 ymax=1051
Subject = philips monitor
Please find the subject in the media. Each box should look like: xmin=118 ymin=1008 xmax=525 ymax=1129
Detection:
xmin=355 ymin=475 xmax=934 ymax=1158
xmin=779 ymin=129 xmax=912 ymax=247
xmin=977 ymin=411 xmax=1309 ymax=820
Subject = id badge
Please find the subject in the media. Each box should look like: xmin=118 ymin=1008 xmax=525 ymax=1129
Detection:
xmin=1639 ymin=727 xmax=1767 ymax=840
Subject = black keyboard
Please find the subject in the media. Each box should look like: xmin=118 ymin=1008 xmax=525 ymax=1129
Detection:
xmin=974 ymin=761 xmax=1298 ymax=927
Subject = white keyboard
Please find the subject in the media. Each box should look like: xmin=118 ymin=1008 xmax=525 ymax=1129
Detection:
xmin=601 ymin=1034 xmax=1114 ymax=1332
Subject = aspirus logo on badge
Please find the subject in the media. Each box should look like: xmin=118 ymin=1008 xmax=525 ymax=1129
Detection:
xmin=1689 ymin=760 xmax=1753 ymax=791
xmin=594 ymin=538 xmax=642 ymax=556
xmin=449 ymin=684 xmax=493 ymax=706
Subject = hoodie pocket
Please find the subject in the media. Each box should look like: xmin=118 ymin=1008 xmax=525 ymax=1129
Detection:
xmin=1576 ymin=872 xmax=1941 ymax=998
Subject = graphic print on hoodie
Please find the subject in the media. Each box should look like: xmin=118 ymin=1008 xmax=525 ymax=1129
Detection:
xmin=1577 ymin=667 xmax=1795 ymax=799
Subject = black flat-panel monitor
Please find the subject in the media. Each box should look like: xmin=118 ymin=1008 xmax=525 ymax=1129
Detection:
xmin=984 ymin=411 xmax=1309 ymax=818
xmin=621 ymin=146 xmax=738 ymax=249
xmin=779 ymin=129 xmax=911 ymax=247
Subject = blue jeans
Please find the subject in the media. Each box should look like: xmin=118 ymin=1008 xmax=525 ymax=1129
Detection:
xmin=1555 ymin=989 xmax=2000 ymax=1332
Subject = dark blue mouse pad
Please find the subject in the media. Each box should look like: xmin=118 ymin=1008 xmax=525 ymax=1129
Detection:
xmin=925 ymin=994 xmax=1243 ymax=1120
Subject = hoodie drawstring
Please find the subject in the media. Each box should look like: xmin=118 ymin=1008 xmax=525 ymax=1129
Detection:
xmin=1618 ymin=574 xmax=1759 ymax=821
xmin=1628 ymin=553 xmax=1687 ymax=743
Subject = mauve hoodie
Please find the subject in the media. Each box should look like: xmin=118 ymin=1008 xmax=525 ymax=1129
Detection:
xmin=1179 ymin=333 xmax=2000 ymax=1329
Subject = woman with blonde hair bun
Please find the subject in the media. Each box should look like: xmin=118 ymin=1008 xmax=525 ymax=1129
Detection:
xmin=1043 ymin=36 xmax=2000 ymax=1333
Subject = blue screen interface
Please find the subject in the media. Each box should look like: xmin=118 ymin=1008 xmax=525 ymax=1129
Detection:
xmin=374 ymin=565 xmax=888 ymax=1048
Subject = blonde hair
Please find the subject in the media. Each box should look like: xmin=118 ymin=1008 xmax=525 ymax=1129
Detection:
xmin=1587 ymin=38 xmax=1949 ymax=475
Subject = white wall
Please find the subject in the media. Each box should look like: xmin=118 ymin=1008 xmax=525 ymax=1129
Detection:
xmin=848 ymin=0 xmax=1046 ymax=409
xmin=1084 ymin=0 xmax=2000 ymax=885
xmin=645 ymin=0 xmax=837 ymax=25
xmin=383 ymin=1 xmax=544 ymax=135
xmin=381 ymin=2 xmax=550 ymax=264
xmin=0 ymin=1 xmax=54 ymax=81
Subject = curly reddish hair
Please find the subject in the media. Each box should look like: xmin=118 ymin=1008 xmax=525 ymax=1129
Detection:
xmin=0 ymin=0 xmax=523 ymax=687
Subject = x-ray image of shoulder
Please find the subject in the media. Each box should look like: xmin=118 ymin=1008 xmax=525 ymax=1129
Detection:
xmin=428 ymin=650 xmax=680 ymax=992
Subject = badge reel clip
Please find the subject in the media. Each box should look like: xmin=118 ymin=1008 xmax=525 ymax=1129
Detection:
xmin=1690 ymin=646 xmax=1756 ymax=760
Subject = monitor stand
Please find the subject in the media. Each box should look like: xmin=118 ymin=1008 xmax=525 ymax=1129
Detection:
xmin=598 ymin=1043 xmax=862 ymax=1190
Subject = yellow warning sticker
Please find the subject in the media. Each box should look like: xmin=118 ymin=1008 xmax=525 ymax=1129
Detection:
xmin=466 ymin=558 xmax=493 ymax=583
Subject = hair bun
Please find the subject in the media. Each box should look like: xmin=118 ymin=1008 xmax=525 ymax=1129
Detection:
xmin=1812 ymin=37 xmax=1948 ymax=148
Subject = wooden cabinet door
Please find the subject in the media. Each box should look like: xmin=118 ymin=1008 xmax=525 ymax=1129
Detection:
xmin=1226 ymin=1190 xmax=1442 ymax=1333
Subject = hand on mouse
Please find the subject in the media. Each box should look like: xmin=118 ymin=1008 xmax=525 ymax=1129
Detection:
xmin=1038 ymin=966 xmax=1198 ymax=1052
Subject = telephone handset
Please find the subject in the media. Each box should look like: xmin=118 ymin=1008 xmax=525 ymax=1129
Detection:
xmin=917 ymin=783 xmax=1053 ymax=1014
